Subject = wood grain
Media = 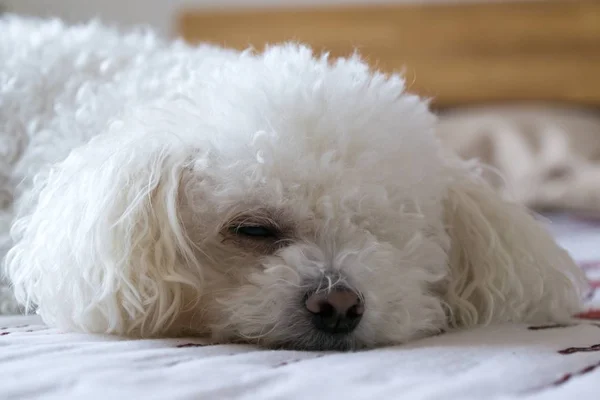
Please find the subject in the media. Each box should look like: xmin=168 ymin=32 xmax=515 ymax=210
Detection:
xmin=179 ymin=1 xmax=600 ymax=108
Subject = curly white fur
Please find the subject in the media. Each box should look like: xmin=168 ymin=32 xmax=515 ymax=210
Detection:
xmin=0 ymin=16 xmax=586 ymax=350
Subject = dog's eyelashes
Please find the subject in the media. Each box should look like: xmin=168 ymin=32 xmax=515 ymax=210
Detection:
xmin=224 ymin=223 xmax=290 ymax=254
xmin=231 ymin=225 xmax=279 ymax=239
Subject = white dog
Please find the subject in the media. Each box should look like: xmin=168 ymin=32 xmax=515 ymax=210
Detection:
xmin=0 ymin=16 xmax=586 ymax=350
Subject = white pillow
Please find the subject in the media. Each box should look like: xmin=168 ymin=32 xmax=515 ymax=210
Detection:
xmin=437 ymin=104 xmax=600 ymax=216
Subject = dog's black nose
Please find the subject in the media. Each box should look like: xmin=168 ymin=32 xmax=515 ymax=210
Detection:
xmin=305 ymin=288 xmax=364 ymax=334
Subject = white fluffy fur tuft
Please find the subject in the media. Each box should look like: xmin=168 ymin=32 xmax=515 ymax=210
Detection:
xmin=443 ymin=164 xmax=586 ymax=327
xmin=7 ymin=119 xmax=204 ymax=335
xmin=0 ymin=16 xmax=586 ymax=350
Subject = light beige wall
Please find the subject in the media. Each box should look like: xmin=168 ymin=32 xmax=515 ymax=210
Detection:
xmin=3 ymin=0 xmax=528 ymax=36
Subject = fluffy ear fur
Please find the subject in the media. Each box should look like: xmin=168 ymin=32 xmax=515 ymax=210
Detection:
xmin=5 ymin=113 xmax=202 ymax=336
xmin=443 ymin=164 xmax=587 ymax=327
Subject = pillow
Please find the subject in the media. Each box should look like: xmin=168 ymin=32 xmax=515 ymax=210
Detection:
xmin=437 ymin=104 xmax=600 ymax=216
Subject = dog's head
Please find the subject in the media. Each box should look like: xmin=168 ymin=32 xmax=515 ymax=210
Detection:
xmin=7 ymin=44 xmax=584 ymax=350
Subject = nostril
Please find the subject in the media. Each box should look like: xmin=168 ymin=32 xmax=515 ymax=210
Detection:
xmin=304 ymin=288 xmax=364 ymax=334
xmin=313 ymin=301 xmax=335 ymax=318
xmin=347 ymin=303 xmax=364 ymax=318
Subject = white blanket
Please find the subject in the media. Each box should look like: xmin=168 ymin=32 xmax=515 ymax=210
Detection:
xmin=2 ymin=214 xmax=600 ymax=400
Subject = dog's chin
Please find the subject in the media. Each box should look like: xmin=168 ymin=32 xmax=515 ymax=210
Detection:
xmin=261 ymin=331 xmax=364 ymax=352
xmin=267 ymin=317 xmax=372 ymax=351
xmin=223 ymin=312 xmax=371 ymax=351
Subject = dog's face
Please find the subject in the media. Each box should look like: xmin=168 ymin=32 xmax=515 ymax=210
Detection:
xmin=177 ymin=125 xmax=450 ymax=350
xmin=8 ymin=45 xmax=583 ymax=350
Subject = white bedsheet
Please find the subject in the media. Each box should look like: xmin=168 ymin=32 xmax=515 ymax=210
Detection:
xmin=2 ymin=214 xmax=600 ymax=400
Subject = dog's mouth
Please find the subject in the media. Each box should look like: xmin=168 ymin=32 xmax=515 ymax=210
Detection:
xmin=265 ymin=308 xmax=365 ymax=351
xmin=275 ymin=331 xmax=362 ymax=351
xmin=229 ymin=324 xmax=362 ymax=351
xmin=235 ymin=311 xmax=365 ymax=351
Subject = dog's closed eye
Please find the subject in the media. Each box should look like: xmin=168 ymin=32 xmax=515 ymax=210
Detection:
xmin=230 ymin=225 xmax=279 ymax=239
xmin=223 ymin=212 xmax=294 ymax=252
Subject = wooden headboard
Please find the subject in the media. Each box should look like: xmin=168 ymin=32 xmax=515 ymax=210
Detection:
xmin=179 ymin=0 xmax=600 ymax=108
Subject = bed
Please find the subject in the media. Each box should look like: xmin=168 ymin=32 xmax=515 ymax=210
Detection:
xmin=3 ymin=1 xmax=600 ymax=399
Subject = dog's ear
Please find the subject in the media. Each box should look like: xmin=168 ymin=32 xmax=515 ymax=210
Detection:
xmin=442 ymin=166 xmax=586 ymax=328
xmin=6 ymin=111 xmax=203 ymax=336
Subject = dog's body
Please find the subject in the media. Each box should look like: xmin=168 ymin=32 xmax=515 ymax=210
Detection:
xmin=0 ymin=17 xmax=586 ymax=350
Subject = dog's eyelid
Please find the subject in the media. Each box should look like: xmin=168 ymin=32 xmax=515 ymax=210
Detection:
xmin=227 ymin=218 xmax=278 ymax=230
xmin=230 ymin=225 xmax=279 ymax=240
xmin=222 ymin=215 xmax=274 ymax=236
xmin=225 ymin=209 xmax=285 ymax=229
